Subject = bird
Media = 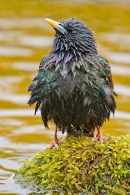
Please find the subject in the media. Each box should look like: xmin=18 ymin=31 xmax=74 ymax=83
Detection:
xmin=28 ymin=18 xmax=117 ymax=148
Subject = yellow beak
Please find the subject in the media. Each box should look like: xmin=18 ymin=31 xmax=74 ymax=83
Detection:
xmin=45 ymin=18 xmax=60 ymax=29
xmin=45 ymin=18 xmax=67 ymax=34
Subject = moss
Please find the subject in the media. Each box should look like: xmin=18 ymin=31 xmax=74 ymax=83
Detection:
xmin=14 ymin=135 xmax=130 ymax=194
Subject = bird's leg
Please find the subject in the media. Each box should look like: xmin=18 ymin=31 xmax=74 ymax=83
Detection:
xmin=50 ymin=126 xmax=59 ymax=149
xmin=95 ymin=125 xmax=104 ymax=144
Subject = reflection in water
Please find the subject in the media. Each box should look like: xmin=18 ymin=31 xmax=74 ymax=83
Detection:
xmin=115 ymin=84 xmax=130 ymax=96
xmin=0 ymin=109 xmax=39 ymax=116
xmin=0 ymin=46 xmax=32 ymax=56
xmin=99 ymin=32 xmax=130 ymax=44
xmin=0 ymin=1 xmax=130 ymax=194
xmin=0 ymin=94 xmax=28 ymax=104
xmin=113 ymin=111 xmax=130 ymax=119
xmin=0 ymin=76 xmax=22 ymax=82
xmin=103 ymin=51 xmax=130 ymax=64
xmin=0 ymin=18 xmax=48 ymax=29
xmin=0 ymin=31 xmax=53 ymax=48
xmin=20 ymin=35 xmax=53 ymax=48
xmin=13 ymin=62 xmax=39 ymax=71
xmin=111 ymin=65 xmax=130 ymax=75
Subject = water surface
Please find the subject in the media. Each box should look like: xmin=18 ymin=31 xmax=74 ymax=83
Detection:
xmin=0 ymin=1 xmax=130 ymax=194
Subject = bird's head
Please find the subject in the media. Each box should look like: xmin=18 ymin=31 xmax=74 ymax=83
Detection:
xmin=45 ymin=18 xmax=97 ymax=61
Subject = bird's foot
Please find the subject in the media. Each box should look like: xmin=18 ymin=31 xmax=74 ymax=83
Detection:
xmin=50 ymin=138 xmax=59 ymax=149
xmin=92 ymin=126 xmax=105 ymax=144
xmin=50 ymin=126 xmax=59 ymax=149
xmin=92 ymin=133 xmax=105 ymax=144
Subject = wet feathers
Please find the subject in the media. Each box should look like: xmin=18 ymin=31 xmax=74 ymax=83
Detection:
xmin=28 ymin=18 xmax=117 ymax=137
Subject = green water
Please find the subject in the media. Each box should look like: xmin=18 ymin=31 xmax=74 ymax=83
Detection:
xmin=0 ymin=1 xmax=130 ymax=194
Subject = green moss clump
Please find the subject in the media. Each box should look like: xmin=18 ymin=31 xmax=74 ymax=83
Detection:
xmin=14 ymin=136 xmax=130 ymax=195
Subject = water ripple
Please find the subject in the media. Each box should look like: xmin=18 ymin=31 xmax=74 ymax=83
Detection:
xmin=20 ymin=35 xmax=53 ymax=48
xmin=111 ymin=64 xmax=130 ymax=75
xmin=0 ymin=18 xmax=48 ymax=29
xmin=0 ymin=46 xmax=32 ymax=56
xmin=115 ymin=84 xmax=130 ymax=96
xmin=13 ymin=61 xmax=38 ymax=71
xmin=104 ymin=51 xmax=130 ymax=64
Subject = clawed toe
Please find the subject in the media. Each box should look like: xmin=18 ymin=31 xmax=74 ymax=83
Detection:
xmin=92 ymin=126 xmax=105 ymax=144
xmin=92 ymin=135 xmax=105 ymax=144
xmin=50 ymin=139 xmax=59 ymax=149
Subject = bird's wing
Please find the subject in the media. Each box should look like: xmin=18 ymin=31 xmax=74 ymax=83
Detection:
xmin=98 ymin=55 xmax=118 ymax=97
xmin=28 ymin=54 xmax=58 ymax=114
xmin=98 ymin=56 xmax=114 ymax=89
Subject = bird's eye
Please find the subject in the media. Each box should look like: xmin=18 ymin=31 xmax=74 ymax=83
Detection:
xmin=72 ymin=30 xmax=77 ymax=35
xmin=68 ymin=29 xmax=77 ymax=35
xmin=68 ymin=29 xmax=72 ymax=33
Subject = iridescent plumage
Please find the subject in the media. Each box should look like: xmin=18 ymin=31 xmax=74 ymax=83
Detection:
xmin=28 ymin=18 xmax=117 ymax=146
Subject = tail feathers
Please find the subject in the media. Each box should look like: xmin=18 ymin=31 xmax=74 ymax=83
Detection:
xmin=28 ymin=95 xmax=37 ymax=105
xmin=28 ymin=82 xmax=36 ymax=92
xmin=41 ymin=103 xmax=50 ymax=129
xmin=113 ymin=90 xmax=118 ymax=97
xmin=28 ymin=78 xmax=39 ymax=92
xmin=35 ymin=101 xmax=41 ymax=115
xmin=111 ymin=95 xmax=117 ymax=115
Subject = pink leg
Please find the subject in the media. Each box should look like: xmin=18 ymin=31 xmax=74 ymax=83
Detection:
xmin=95 ymin=126 xmax=104 ymax=144
xmin=50 ymin=126 xmax=59 ymax=149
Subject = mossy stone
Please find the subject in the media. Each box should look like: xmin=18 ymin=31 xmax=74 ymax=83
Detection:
xmin=14 ymin=135 xmax=130 ymax=195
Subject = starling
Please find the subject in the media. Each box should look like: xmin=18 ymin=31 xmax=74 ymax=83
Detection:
xmin=28 ymin=18 xmax=117 ymax=148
